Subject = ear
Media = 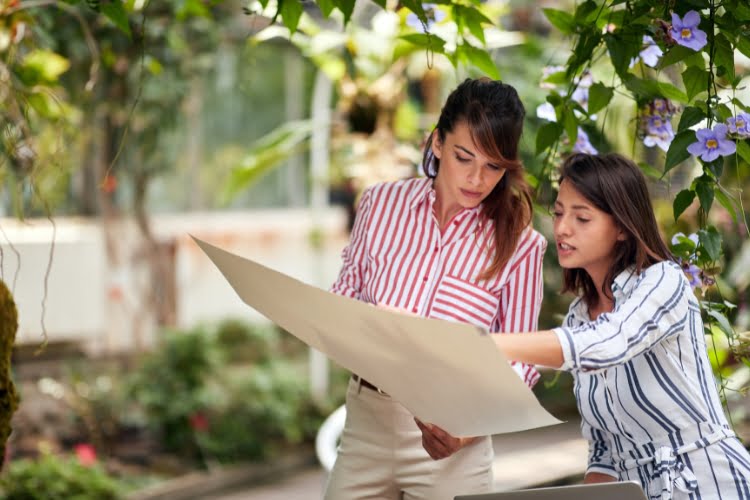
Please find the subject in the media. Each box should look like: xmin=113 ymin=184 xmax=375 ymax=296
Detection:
xmin=616 ymin=228 xmax=627 ymax=242
xmin=431 ymin=132 xmax=443 ymax=160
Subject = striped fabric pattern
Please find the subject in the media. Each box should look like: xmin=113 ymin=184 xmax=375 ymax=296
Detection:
xmin=554 ymin=261 xmax=750 ymax=499
xmin=331 ymin=177 xmax=546 ymax=388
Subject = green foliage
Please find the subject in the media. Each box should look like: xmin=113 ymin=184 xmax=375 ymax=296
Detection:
xmin=0 ymin=279 xmax=18 ymax=468
xmin=0 ymin=451 xmax=122 ymax=500
xmin=128 ymin=326 xmax=217 ymax=458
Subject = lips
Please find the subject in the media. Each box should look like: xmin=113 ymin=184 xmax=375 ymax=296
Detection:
xmin=557 ymin=241 xmax=576 ymax=255
xmin=460 ymin=188 xmax=483 ymax=199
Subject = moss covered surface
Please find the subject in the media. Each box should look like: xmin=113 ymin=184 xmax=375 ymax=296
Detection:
xmin=0 ymin=279 xmax=19 ymax=467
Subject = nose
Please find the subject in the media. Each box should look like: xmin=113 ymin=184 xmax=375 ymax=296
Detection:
xmin=467 ymin=165 xmax=483 ymax=187
xmin=554 ymin=213 xmax=571 ymax=239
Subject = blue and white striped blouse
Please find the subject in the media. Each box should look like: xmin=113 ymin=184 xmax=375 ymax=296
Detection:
xmin=554 ymin=261 xmax=750 ymax=499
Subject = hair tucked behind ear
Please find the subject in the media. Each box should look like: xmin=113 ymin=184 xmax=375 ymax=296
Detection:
xmin=558 ymin=153 xmax=675 ymax=307
xmin=422 ymin=77 xmax=532 ymax=279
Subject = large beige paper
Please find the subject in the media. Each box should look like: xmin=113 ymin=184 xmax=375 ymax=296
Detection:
xmin=195 ymin=237 xmax=561 ymax=436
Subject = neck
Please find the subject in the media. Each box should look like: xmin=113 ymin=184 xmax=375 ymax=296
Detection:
xmin=433 ymin=181 xmax=462 ymax=229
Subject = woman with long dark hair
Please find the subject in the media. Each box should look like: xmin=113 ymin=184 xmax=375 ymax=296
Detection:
xmin=324 ymin=78 xmax=546 ymax=500
xmin=491 ymin=153 xmax=750 ymax=498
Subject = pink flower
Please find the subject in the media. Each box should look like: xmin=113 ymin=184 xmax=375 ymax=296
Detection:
xmin=74 ymin=443 xmax=97 ymax=467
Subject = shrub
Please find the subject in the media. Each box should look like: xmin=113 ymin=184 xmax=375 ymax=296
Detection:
xmin=0 ymin=451 xmax=122 ymax=499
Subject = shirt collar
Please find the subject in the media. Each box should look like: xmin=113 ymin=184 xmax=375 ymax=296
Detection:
xmin=568 ymin=266 xmax=638 ymax=323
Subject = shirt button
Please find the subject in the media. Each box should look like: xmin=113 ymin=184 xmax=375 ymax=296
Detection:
xmin=433 ymin=246 xmax=438 ymax=252
xmin=422 ymin=276 xmax=428 ymax=282
xmin=453 ymin=220 xmax=460 ymax=225
xmin=412 ymin=307 xmax=418 ymax=313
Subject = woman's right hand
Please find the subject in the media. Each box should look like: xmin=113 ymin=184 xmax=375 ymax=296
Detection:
xmin=583 ymin=472 xmax=617 ymax=484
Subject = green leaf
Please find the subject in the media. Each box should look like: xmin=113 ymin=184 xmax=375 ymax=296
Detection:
xmin=673 ymin=189 xmax=696 ymax=221
xmin=455 ymin=5 xmax=493 ymax=45
xmin=738 ymin=37 xmax=750 ymax=59
xmin=20 ymin=50 xmax=70 ymax=83
xmin=678 ymin=106 xmax=706 ymax=132
xmin=587 ymin=82 xmax=614 ymax=115
xmin=543 ymin=8 xmax=576 ymax=34
xmin=665 ymin=129 xmax=696 ymax=173
xmin=332 ymin=0 xmax=355 ymax=24
xmin=279 ymin=0 xmax=303 ymax=33
xmin=457 ymin=44 xmax=499 ymax=79
xmin=682 ymin=66 xmax=708 ymax=101
xmin=714 ymin=33 xmax=735 ymax=82
xmin=638 ymin=161 xmax=663 ymax=179
xmin=223 ymin=121 xmax=314 ymax=202
xmin=658 ymin=45 xmax=696 ymax=69
xmin=698 ymin=227 xmax=722 ymax=262
xmin=398 ymin=34 xmax=446 ymax=54
xmin=316 ymin=0 xmax=335 ymax=17
xmin=569 ymin=29 xmax=603 ymax=76
xmin=714 ymin=188 xmax=738 ymax=223
xmin=706 ymin=309 xmax=735 ymax=339
xmin=694 ymin=177 xmax=714 ymax=213
xmin=737 ymin=140 xmax=750 ymax=164
xmin=563 ymin=107 xmax=578 ymax=145
xmin=657 ymin=82 xmax=688 ymax=104
xmin=101 ymin=1 xmax=131 ymax=36
xmin=574 ymin=1 xmax=599 ymax=23
xmin=536 ymin=122 xmax=564 ymax=155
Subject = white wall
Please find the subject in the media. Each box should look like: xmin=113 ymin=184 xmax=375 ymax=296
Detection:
xmin=0 ymin=208 xmax=350 ymax=354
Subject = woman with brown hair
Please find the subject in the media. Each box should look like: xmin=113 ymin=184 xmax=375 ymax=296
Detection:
xmin=491 ymin=153 xmax=750 ymax=498
xmin=324 ymin=77 xmax=546 ymax=500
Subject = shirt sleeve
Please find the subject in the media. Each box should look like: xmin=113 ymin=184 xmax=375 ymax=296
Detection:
xmin=329 ymin=186 xmax=374 ymax=299
xmin=582 ymin=420 xmax=618 ymax=478
xmin=554 ymin=261 xmax=690 ymax=373
xmin=494 ymin=231 xmax=547 ymax=388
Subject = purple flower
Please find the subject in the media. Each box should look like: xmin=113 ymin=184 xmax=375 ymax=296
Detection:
xmin=683 ymin=263 xmax=702 ymax=289
xmin=540 ymin=65 xmax=565 ymax=89
xmin=670 ymin=11 xmax=707 ymax=51
xmin=536 ymin=102 xmax=557 ymax=122
xmin=630 ymin=35 xmax=663 ymax=68
xmin=573 ymin=128 xmax=598 ymax=154
xmin=642 ymin=115 xmax=675 ymax=152
xmin=406 ymin=4 xmax=446 ymax=32
xmin=727 ymin=113 xmax=750 ymax=138
xmin=687 ymin=124 xmax=736 ymax=162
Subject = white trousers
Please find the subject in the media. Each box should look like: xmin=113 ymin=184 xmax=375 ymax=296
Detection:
xmin=323 ymin=377 xmax=494 ymax=500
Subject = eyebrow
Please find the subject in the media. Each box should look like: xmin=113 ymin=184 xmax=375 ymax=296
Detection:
xmin=554 ymin=201 xmax=593 ymax=210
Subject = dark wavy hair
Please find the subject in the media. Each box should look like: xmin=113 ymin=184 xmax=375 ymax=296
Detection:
xmin=422 ymin=77 xmax=532 ymax=279
xmin=558 ymin=153 xmax=675 ymax=307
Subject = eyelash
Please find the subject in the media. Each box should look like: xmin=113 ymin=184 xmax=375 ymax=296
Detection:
xmin=552 ymin=212 xmax=590 ymax=223
xmin=455 ymin=154 xmax=501 ymax=171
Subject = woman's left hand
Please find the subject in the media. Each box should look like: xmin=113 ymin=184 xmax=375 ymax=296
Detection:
xmin=414 ymin=418 xmax=476 ymax=460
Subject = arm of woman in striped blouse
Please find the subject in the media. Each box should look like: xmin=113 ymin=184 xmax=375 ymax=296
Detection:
xmin=493 ymin=262 xmax=690 ymax=373
xmin=329 ymin=187 xmax=373 ymax=299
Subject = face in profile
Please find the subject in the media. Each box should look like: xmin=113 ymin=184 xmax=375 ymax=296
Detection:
xmin=431 ymin=121 xmax=506 ymax=210
xmin=553 ymin=179 xmax=625 ymax=278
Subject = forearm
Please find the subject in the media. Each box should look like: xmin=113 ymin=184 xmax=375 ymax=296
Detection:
xmin=492 ymin=331 xmax=564 ymax=369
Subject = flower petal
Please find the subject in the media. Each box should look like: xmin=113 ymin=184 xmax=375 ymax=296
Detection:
xmin=717 ymin=140 xmax=737 ymax=156
xmin=701 ymin=148 xmax=720 ymax=162
xmin=683 ymin=10 xmax=701 ymax=28
xmin=687 ymin=141 xmax=706 ymax=156
xmin=671 ymin=12 xmax=683 ymax=29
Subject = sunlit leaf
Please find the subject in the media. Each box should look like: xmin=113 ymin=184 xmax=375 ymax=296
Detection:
xmin=20 ymin=50 xmax=70 ymax=84
xmin=543 ymin=9 xmax=576 ymax=34
xmin=698 ymin=227 xmax=722 ymax=262
xmin=694 ymin=177 xmax=714 ymax=213
xmin=279 ymin=0 xmax=303 ymax=34
xmin=456 ymin=44 xmax=499 ymax=79
xmin=714 ymin=188 xmax=738 ymax=223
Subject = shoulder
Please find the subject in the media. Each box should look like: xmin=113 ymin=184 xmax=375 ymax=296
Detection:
xmin=631 ymin=260 xmax=690 ymax=299
xmin=362 ymin=177 xmax=428 ymax=205
xmin=510 ymin=227 xmax=548 ymax=262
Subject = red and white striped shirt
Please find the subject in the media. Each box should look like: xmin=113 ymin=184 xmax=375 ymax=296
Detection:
xmin=331 ymin=177 xmax=546 ymax=388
